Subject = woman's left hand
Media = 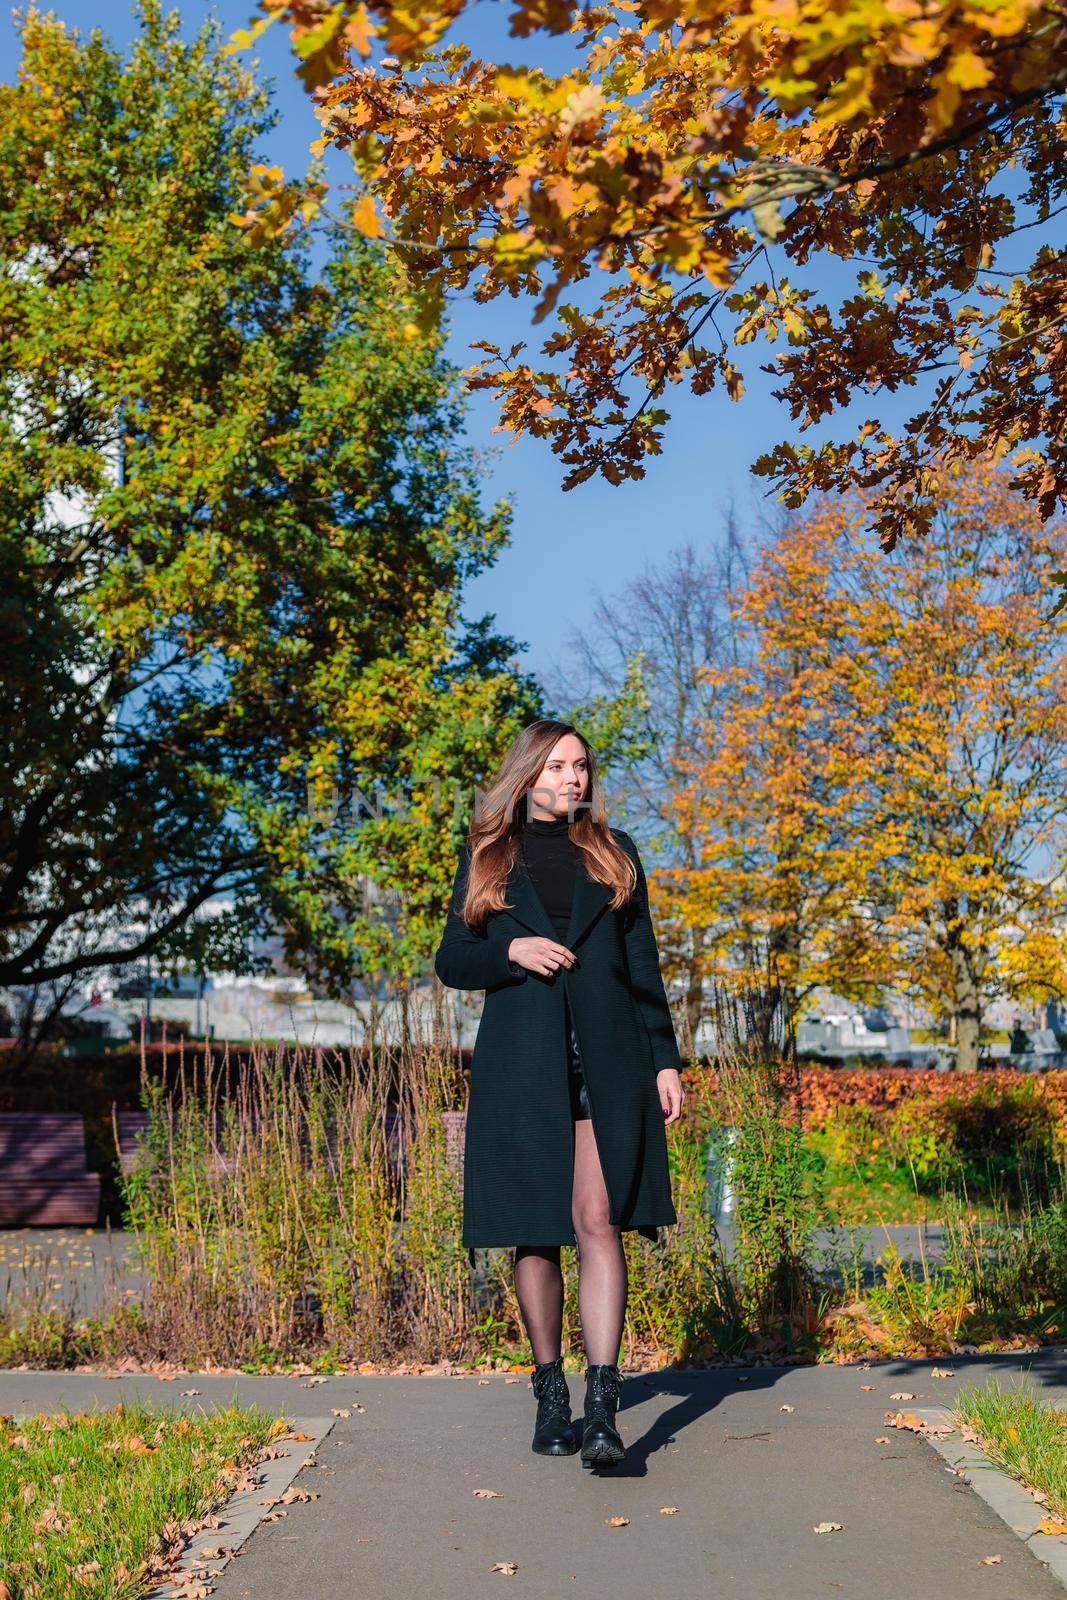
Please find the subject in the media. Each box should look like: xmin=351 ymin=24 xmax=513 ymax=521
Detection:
xmin=656 ymin=1068 xmax=684 ymax=1124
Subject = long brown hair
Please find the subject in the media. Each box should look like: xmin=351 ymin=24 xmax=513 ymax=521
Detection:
xmin=460 ymin=719 xmax=637 ymax=929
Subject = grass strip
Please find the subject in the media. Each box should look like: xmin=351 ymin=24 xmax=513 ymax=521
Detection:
xmin=0 ymin=1396 xmax=291 ymax=1598
xmin=952 ymin=1375 xmax=1067 ymax=1524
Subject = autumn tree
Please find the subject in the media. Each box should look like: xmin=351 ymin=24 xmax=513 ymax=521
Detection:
xmin=671 ymin=508 xmax=891 ymax=1034
xmin=234 ymin=0 xmax=1066 ymax=550
xmin=677 ymin=459 xmax=1067 ymax=1069
xmin=0 ymin=3 xmax=533 ymax=1039
xmin=545 ymin=525 xmax=755 ymax=1042
xmin=839 ymin=461 xmax=1067 ymax=1070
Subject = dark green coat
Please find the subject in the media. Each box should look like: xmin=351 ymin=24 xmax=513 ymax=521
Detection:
xmin=433 ymin=828 xmax=682 ymax=1260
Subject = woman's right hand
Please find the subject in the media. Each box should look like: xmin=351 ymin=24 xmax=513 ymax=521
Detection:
xmin=508 ymin=935 xmax=577 ymax=977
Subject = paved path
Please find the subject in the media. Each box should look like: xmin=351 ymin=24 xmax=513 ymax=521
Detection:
xmin=3 ymin=1351 xmax=1066 ymax=1599
xmin=0 ymin=1222 xmax=955 ymax=1319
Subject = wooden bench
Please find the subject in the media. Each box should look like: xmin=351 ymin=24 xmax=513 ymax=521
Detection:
xmin=0 ymin=1112 xmax=101 ymax=1225
xmin=111 ymin=1103 xmax=265 ymax=1179
xmin=383 ymin=1109 xmax=466 ymax=1174
xmin=112 ymin=1109 xmax=153 ymax=1176
xmin=110 ymin=1106 xmax=467 ymax=1184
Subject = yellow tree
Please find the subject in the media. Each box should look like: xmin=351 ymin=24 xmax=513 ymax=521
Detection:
xmin=674 ymin=459 xmax=1067 ymax=1069
xmin=845 ymin=459 xmax=1067 ymax=1069
xmin=668 ymin=502 xmax=894 ymax=1032
xmin=231 ymin=0 xmax=1066 ymax=549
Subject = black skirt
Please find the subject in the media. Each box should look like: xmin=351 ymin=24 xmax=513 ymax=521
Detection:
xmin=564 ymin=992 xmax=592 ymax=1121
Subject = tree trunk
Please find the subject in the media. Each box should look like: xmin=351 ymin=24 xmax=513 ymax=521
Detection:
xmin=948 ymin=941 xmax=982 ymax=1072
xmin=955 ymin=1006 xmax=980 ymax=1072
xmin=683 ymin=928 xmax=709 ymax=1059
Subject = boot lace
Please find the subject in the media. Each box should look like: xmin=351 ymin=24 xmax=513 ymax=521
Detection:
xmin=533 ymin=1360 xmax=571 ymax=1423
xmin=585 ymin=1365 xmax=621 ymax=1426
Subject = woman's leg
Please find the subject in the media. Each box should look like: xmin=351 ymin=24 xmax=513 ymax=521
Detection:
xmin=513 ymin=1245 xmax=564 ymax=1364
xmin=571 ymin=1119 xmax=627 ymax=1366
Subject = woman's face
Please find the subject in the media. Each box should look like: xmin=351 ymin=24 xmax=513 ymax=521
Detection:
xmin=529 ymin=734 xmax=589 ymax=818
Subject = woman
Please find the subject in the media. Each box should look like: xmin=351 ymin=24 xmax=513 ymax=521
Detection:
xmin=433 ymin=720 xmax=685 ymax=1469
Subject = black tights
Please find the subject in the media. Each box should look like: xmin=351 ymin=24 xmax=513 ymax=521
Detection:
xmin=513 ymin=1118 xmax=627 ymax=1367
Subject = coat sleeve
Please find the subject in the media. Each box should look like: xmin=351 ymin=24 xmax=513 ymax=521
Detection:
xmin=433 ymin=844 xmax=529 ymax=993
xmin=617 ymin=832 xmax=685 ymax=1073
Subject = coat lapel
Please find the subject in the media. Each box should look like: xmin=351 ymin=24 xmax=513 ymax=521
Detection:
xmin=504 ymin=854 xmax=614 ymax=950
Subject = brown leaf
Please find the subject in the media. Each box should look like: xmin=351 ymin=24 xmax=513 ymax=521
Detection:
xmin=813 ymin=1521 xmax=843 ymax=1534
xmin=490 ymin=1560 xmax=518 ymax=1575
xmin=473 ymin=1488 xmax=501 ymax=1498
xmin=885 ymin=1410 xmax=927 ymax=1432
xmin=979 ymin=1555 xmax=1002 ymax=1565
xmin=605 ymin=1515 xmax=630 ymax=1527
xmin=660 ymin=1506 xmax=679 ymax=1515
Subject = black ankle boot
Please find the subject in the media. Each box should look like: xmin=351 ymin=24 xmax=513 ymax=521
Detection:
xmin=580 ymin=1362 xmax=625 ymax=1467
xmin=530 ymin=1356 xmax=576 ymax=1455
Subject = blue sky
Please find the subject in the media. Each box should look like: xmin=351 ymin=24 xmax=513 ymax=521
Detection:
xmin=2 ymin=1 xmax=912 ymax=681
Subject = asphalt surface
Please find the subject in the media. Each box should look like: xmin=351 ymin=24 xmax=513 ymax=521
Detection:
xmin=3 ymin=1352 xmax=1066 ymax=1600
xmin=0 ymin=1222 xmax=956 ymax=1320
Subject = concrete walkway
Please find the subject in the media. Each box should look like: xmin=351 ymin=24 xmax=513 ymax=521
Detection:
xmin=4 ymin=1351 xmax=1066 ymax=1599
xmin=0 ymin=1221 xmax=958 ymax=1320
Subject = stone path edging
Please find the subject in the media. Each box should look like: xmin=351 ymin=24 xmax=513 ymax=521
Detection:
xmin=141 ymin=1414 xmax=337 ymax=1600
xmin=913 ymin=1406 xmax=1067 ymax=1590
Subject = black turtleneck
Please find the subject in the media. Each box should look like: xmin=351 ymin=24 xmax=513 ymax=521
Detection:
xmin=519 ymin=813 xmax=580 ymax=942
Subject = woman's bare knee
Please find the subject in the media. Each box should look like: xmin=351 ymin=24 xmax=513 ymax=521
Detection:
xmin=572 ymin=1203 xmax=615 ymax=1244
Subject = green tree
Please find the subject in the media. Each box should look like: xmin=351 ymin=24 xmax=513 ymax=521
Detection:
xmin=0 ymin=2 xmax=531 ymax=1035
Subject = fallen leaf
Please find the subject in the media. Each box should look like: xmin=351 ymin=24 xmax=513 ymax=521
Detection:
xmin=474 ymin=1489 xmax=501 ymax=1498
xmin=491 ymin=1561 xmax=518 ymax=1575
xmin=331 ymin=1409 xmax=351 ymax=1418
xmin=1037 ymin=1518 xmax=1067 ymax=1536
xmin=813 ymin=1522 xmax=843 ymax=1534
xmin=780 ymin=1404 xmax=795 ymax=1413
xmin=979 ymin=1555 xmax=1002 ymax=1565
xmin=874 ymin=1436 xmax=891 ymax=1444
xmin=930 ymin=1368 xmax=955 ymax=1378
xmin=889 ymin=1392 xmax=917 ymax=1401
xmin=860 ymin=1384 xmax=877 ymax=1391
xmin=660 ymin=1506 xmax=679 ymax=1515
xmin=885 ymin=1411 xmax=927 ymax=1432
xmin=605 ymin=1516 xmax=630 ymax=1527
